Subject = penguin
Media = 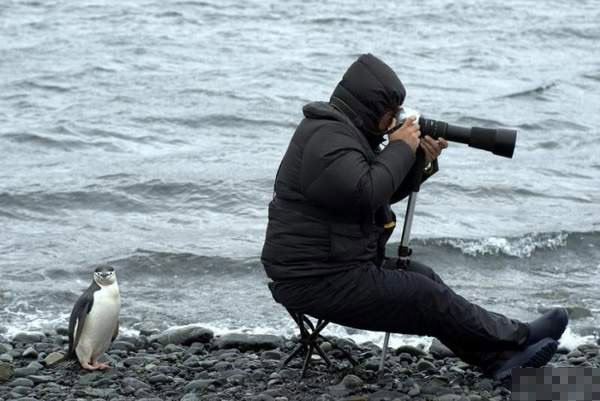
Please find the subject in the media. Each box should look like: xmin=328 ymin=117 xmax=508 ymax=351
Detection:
xmin=68 ymin=265 xmax=121 ymax=370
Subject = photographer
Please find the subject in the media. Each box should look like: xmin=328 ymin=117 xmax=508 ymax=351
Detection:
xmin=261 ymin=54 xmax=567 ymax=379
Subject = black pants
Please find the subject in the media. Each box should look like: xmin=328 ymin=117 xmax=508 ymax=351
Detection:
xmin=269 ymin=260 xmax=529 ymax=370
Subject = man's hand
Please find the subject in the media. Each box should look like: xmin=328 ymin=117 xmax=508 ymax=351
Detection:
xmin=388 ymin=116 xmax=420 ymax=153
xmin=420 ymin=135 xmax=448 ymax=163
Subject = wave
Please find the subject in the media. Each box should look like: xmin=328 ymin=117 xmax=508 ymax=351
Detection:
xmin=497 ymin=82 xmax=557 ymax=100
xmin=413 ymin=231 xmax=599 ymax=258
xmin=2 ymin=132 xmax=122 ymax=152
xmin=108 ymin=249 xmax=261 ymax=280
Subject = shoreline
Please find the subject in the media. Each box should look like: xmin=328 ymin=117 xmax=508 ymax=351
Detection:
xmin=1 ymin=326 xmax=599 ymax=401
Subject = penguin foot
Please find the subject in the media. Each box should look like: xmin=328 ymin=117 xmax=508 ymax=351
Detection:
xmin=94 ymin=362 xmax=111 ymax=370
xmin=80 ymin=361 xmax=98 ymax=370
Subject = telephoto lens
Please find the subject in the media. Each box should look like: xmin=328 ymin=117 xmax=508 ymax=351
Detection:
xmin=396 ymin=107 xmax=517 ymax=158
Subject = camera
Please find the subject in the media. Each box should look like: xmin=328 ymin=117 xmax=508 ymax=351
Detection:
xmin=395 ymin=107 xmax=517 ymax=158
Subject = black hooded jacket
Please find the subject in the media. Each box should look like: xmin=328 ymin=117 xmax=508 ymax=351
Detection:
xmin=261 ymin=54 xmax=427 ymax=280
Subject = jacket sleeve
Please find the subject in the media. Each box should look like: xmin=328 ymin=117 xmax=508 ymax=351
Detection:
xmin=390 ymin=156 xmax=439 ymax=204
xmin=300 ymin=125 xmax=416 ymax=213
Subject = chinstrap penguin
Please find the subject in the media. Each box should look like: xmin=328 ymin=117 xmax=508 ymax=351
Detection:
xmin=68 ymin=265 xmax=121 ymax=370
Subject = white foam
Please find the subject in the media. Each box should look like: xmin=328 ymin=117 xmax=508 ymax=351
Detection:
xmin=558 ymin=326 xmax=595 ymax=351
xmin=438 ymin=232 xmax=568 ymax=258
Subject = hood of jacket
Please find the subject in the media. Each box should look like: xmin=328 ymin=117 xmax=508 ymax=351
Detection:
xmin=329 ymin=54 xmax=406 ymax=148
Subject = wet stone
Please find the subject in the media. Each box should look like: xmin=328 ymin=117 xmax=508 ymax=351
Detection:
xmin=12 ymin=333 xmax=45 ymax=344
xmin=10 ymin=378 xmax=34 ymax=387
xmin=21 ymin=347 xmax=38 ymax=359
xmin=341 ymin=374 xmax=363 ymax=389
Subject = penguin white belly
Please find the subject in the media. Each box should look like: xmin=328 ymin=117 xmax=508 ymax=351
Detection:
xmin=76 ymin=285 xmax=120 ymax=362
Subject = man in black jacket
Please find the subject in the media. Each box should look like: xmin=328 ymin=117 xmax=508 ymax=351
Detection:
xmin=261 ymin=54 xmax=567 ymax=379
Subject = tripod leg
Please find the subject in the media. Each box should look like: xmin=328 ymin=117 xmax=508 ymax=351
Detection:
xmin=301 ymin=344 xmax=314 ymax=378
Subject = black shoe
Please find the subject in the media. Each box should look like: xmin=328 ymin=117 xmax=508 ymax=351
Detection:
xmin=526 ymin=308 xmax=568 ymax=345
xmin=491 ymin=337 xmax=558 ymax=381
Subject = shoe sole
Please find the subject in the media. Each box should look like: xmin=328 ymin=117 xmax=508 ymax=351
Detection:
xmin=493 ymin=338 xmax=558 ymax=381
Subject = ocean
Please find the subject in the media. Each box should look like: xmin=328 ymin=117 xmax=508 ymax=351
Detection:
xmin=1 ymin=0 xmax=599 ymax=349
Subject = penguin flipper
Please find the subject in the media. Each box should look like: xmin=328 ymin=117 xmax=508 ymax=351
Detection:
xmin=112 ymin=320 xmax=119 ymax=342
xmin=68 ymin=281 xmax=100 ymax=356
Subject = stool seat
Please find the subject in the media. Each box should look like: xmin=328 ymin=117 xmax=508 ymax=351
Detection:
xmin=282 ymin=308 xmax=358 ymax=377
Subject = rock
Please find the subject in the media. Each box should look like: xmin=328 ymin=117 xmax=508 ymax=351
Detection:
xmin=42 ymin=352 xmax=65 ymax=366
xmin=111 ymin=340 xmax=136 ymax=352
xmin=150 ymin=325 xmax=214 ymax=346
xmin=55 ymin=327 xmax=69 ymax=336
xmin=78 ymin=372 xmax=102 ymax=386
xmin=10 ymin=377 xmax=34 ymax=387
xmin=437 ymin=395 xmax=464 ymax=401
xmin=123 ymin=356 xmax=156 ymax=367
xmin=22 ymin=346 xmax=38 ymax=358
xmin=429 ymin=338 xmax=455 ymax=359
xmin=261 ymin=350 xmax=283 ymax=360
xmin=363 ymin=358 xmax=380 ymax=371
xmin=416 ymin=359 xmax=436 ymax=372
xmin=0 ymin=344 xmax=13 ymax=353
xmin=28 ymin=375 xmax=53 ymax=384
xmin=341 ymin=374 xmax=363 ymax=389
xmin=214 ymin=333 xmax=283 ymax=351
xmin=181 ymin=393 xmax=203 ymax=401
xmin=320 ymin=341 xmax=333 ymax=353
xmin=122 ymin=377 xmax=151 ymax=391
xmin=184 ymin=379 xmax=215 ymax=393
xmin=395 ymin=345 xmax=426 ymax=357
xmin=407 ymin=384 xmax=421 ymax=396
xmin=12 ymin=332 xmax=45 ymax=344
xmin=0 ymin=362 xmax=14 ymax=382
xmin=14 ymin=362 xmax=42 ymax=378
xmin=149 ymin=373 xmax=172 ymax=384
xmin=0 ymin=354 xmax=13 ymax=363
xmin=474 ymin=378 xmax=494 ymax=393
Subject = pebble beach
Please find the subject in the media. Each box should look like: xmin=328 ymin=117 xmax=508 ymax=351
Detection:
xmin=1 ymin=325 xmax=599 ymax=401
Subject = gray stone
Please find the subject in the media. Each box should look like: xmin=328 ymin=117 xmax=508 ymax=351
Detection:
xmin=395 ymin=345 xmax=426 ymax=357
xmin=78 ymin=372 xmax=102 ymax=386
xmin=55 ymin=327 xmax=69 ymax=336
xmin=12 ymin=385 xmax=32 ymax=394
xmin=213 ymin=361 xmax=232 ymax=371
xmin=181 ymin=393 xmax=203 ymax=401
xmin=10 ymin=378 xmax=34 ymax=387
xmin=22 ymin=347 xmax=38 ymax=358
xmin=184 ymin=379 xmax=215 ymax=393
xmin=149 ymin=373 xmax=171 ymax=384
xmin=42 ymin=352 xmax=65 ymax=367
xmin=407 ymin=383 xmax=421 ymax=396
xmin=0 ymin=354 xmax=12 ymax=363
xmin=429 ymin=338 xmax=455 ymax=359
xmin=436 ymin=395 xmax=464 ymax=401
xmin=28 ymin=375 xmax=53 ymax=384
xmin=150 ymin=325 xmax=214 ymax=346
xmin=0 ymin=362 xmax=14 ymax=382
xmin=12 ymin=332 xmax=45 ymax=344
xmin=261 ymin=350 xmax=283 ymax=360
xmin=111 ymin=340 xmax=136 ymax=352
xmin=14 ymin=363 xmax=42 ymax=378
xmin=341 ymin=374 xmax=363 ymax=389
xmin=0 ymin=344 xmax=13 ymax=353
xmin=214 ymin=333 xmax=283 ymax=351
xmin=320 ymin=341 xmax=333 ymax=353
xmin=416 ymin=359 xmax=436 ymax=372
xmin=123 ymin=356 xmax=156 ymax=367
xmin=183 ymin=355 xmax=201 ymax=367
xmin=122 ymin=376 xmax=151 ymax=391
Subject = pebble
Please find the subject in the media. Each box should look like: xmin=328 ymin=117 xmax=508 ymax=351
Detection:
xmin=341 ymin=374 xmax=363 ymax=389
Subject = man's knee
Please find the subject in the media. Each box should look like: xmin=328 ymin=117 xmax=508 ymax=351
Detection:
xmin=407 ymin=260 xmax=444 ymax=284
